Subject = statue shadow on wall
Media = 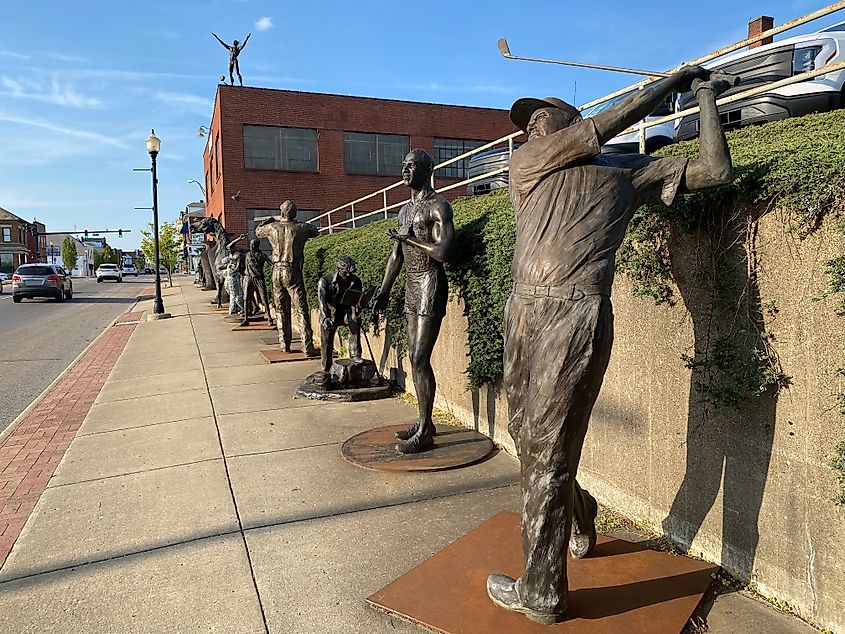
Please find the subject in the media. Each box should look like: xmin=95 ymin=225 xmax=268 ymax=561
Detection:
xmin=662 ymin=208 xmax=781 ymax=584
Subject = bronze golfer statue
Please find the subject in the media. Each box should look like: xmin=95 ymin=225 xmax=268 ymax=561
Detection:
xmin=372 ymin=149 xmax=454 ymax=454
xmin=256 ymin=201 xmax=319 ymax=357
xmin=487 ymin=66 xmax=737 ymax=624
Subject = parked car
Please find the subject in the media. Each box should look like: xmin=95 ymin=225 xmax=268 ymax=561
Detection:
xmin=465 ymin=92 xmax=676 ymax=196
xmin=123 ymin=266 xmax=138 ymax=277
xmin=143 ymin=267 xmax=155 ymax=274
xmin=466 ymin=147 xmax=512 ymax=196
xmin=581 ymin=92 xmax=675 ymax=154
xmin=11 ymin=264 xmax=73 ymax=303
xmin=675 ymin=22 xmax=845 ymax=141
xmin=0 ymin=271 xmax=8 ymax=294
xmin=96 ymin=263 xmax=123 ymax=283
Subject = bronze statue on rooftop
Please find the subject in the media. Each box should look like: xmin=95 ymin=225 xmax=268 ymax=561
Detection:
xmin=212 ymin=32 xmax=250 ymax=86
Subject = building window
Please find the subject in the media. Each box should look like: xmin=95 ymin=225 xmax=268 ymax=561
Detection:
xmin=243 ymin=126 xmax=318 ymax=171
xmin=214 ymin=133 xmax=221 ymax=181
xmin=205 ymin=169 xmax=212 ymax=196
xmin=434 ymin=138 xmax=486 ymax=179
xmin=344 ymin=132 xmax=408 ymax=176
xmin=1 ymin=227 xmax=11 ymax=242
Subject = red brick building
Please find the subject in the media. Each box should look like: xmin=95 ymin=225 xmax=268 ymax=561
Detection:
xmin=202 ymin=86 xmax=516 ymax=238
xmin=0 ymin=207 xmax=46 ymax=273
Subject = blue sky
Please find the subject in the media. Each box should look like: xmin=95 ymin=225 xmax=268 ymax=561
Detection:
xmin=0 ymin=0 xmax=834 ymax=249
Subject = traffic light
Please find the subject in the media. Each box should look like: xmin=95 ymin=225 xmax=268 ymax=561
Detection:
xmin=118 ymin=229 xmax=123 ymax=238
xmin=84 ymin=229 xmax=89 ymax=238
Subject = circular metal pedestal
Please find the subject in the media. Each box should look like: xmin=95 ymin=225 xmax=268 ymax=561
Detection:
xmin=342 ymin=424 xmax=494 ymax=472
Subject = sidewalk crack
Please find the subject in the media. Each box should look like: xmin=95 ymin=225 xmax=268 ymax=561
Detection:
xmin=185 ymin=285 xmax=271 ymax=634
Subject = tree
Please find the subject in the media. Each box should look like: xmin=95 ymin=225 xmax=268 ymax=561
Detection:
xmin=93 ymin=250 xmax=104 ymax=270
xmin=140 ymin=221 xmax=180 ymax=286
xmin=61 ymin=236 xmax=77 ymax=273
xmin=101 ymin=244 xmax=118 ymax=264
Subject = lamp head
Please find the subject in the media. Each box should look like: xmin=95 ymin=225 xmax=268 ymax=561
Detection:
xmin=146 ymin=129 xmax=161 ymax=155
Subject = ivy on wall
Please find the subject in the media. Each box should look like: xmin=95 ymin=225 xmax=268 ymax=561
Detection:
xmin=301 ymin=109 xmax=845 ymax=504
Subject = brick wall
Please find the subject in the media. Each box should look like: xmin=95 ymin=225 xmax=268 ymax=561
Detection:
xmin=203 ymin=86 xmax=517 ymax=235
xmin=748 ymin=15 xmax=774 ymax=50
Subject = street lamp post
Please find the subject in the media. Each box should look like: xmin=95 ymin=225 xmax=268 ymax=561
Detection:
xmin=186 ymin=179 xmax=206 ymax=201
xmin=145 ymin=130 xmax=169 ymax=318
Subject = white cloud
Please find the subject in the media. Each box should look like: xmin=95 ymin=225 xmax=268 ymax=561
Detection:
xmin=0 ymin=109 xmax=124 ymax=147
xmin=0 ymin=75 xmax=103 ymax=109
xmin=154 ymin=91 xmax=214 ymax=116
xmin=255 ymin=17 xmax=273 ymax=31
xmin=0 ymin=50 xmax=30 ymax=59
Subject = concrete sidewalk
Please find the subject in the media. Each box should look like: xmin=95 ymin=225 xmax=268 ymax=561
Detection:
xmin=0 ymin=278 xmax=819 ymax=633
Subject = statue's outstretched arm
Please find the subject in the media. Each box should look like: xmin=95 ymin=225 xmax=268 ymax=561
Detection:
xmin=212 ymin=33 xmax=230 ymax=50
xmin=241 ymin=33 xmax=251 ymax=48
xmin=591 ymin=66 xmax=709 ymax=146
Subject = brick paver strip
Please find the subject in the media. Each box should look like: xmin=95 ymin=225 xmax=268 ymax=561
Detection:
xmin=0 ymin=314 xmax=140 ymax=566
xmin=114 ymin=311 xmax=145 ymax=324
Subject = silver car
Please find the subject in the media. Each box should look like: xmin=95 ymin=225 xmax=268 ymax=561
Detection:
xmin=12 ymin=264 xmax=73 ymax=303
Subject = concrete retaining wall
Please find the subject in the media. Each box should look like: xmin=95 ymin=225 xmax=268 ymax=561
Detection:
xmin=341 ymin=213 xmax=845 ymax=632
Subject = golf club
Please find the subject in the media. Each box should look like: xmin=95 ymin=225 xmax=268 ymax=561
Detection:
xmin=497 ymin=37 xmax=670 ymax=78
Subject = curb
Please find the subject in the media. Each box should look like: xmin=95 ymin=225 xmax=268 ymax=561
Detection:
xmin=0 ymin=300 xmax=141 ymax=446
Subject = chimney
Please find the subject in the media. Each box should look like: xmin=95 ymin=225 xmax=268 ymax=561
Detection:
xmin=748 ymin=16 xmax=774 ymax=50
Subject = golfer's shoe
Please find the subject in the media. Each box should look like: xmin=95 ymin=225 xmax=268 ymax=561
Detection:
xmin=304 ymin=347 xmax=320 ymax=358
xmin=486 ymin=574 xmax=566 ymax=625
xmin=395 ymin=431 xmax=434 ymax=454
xmin=569 ymin=493 xmax=598 ymax=559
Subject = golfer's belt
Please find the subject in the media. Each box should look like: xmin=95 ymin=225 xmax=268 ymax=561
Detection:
xmin=513 ymin=281 xmax=609 ymax=300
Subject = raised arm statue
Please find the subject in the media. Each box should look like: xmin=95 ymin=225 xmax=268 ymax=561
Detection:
xmin=211 ymin=32 xmax=251 ymax=86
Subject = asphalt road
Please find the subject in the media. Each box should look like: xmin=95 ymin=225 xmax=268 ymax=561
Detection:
xmin=0 ymin=275 xmax=152 ymax=435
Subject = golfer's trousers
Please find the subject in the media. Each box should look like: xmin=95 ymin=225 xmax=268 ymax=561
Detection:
xmin=503 ymin=287 xmax=613 ymax=614
xmin=272 ymin=263 xmax=314 ymax=351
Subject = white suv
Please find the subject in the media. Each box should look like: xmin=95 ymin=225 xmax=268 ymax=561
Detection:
xmin=96 ymin=263 xmax=123 ymax=283
xmin=676 ymin=22 xmax=845 ymax=140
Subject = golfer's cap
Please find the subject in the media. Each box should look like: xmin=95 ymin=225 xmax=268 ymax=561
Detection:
xmin=509 ymin=97 xmax=580 ymax=132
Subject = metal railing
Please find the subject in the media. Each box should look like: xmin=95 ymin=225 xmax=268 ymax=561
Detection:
xmin=314 ymin=131 xmax=522 ymax=233
xmin=315 ymin=1 xmax=844 ymax=233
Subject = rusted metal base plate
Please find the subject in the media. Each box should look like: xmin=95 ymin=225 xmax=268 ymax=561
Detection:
xmin=232 ymin=321 xmax=277 ymax=331
xmin=296 ymin=375 xmax=392 ymax=402
xmin=342 ymin=425 xmax=493 ymax=472
xmin=259 ymin=348 xmax=321 ymax=364
xmin=210 ymin=304 xmax=229 ymax=311
xmin=367 ymin=511 xmax=716 ymax=634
